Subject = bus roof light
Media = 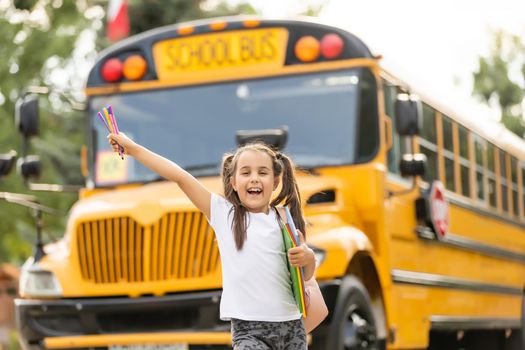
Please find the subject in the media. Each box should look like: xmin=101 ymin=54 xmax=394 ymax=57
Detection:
xmin=210 ymin=21 xmax=227 ymax=31
xmin=177 ymin=25 xmax=194 ymax=35
xmin=321 ymin=34 xmax=344 ymax=59
xmin=123 ymin=55 xmax=147 ymax=81
xmin=242 ymin=19 xmax=260 ymax=28
xmin=101 ymin=58 xmax=123 ymax=83
xmin=295 ymin=36 xmax=320 ymax=62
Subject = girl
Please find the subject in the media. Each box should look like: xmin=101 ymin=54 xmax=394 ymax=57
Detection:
xmin=107 ymin=133 xmax=316 ymax=350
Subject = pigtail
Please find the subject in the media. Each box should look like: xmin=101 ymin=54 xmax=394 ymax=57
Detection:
xmin=222 ymin=153 xmax=248 ymax=250
xmin=221 ymin=154 xmax=234 ymax=194
xmin=271 ymin=153 xmax=306 ymax=236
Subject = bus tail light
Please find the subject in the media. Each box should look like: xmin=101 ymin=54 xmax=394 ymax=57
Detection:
xmin=295 ymin=36 xmax=320 ymax=62
xmin=321 ymin=34 xmax=344 ymax=59
xmin=101 ymin=58 xmax=123 ymax=82
xmin=123 ymin=55 xmax=147 ymax=81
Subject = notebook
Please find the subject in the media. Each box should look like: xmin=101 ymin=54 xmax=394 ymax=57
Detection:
xmin=279 ymin=206 xmax=307 ymax=317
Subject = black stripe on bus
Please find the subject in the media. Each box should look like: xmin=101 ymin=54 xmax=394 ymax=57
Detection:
xmin=416 ymin=226 xmax=525 ymax=263
xmin=430 ymin=316 xmax=520 ymax=331
xmin=391 ymin=269 xmax=522 ymax=295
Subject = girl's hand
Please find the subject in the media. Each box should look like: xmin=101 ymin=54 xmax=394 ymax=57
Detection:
xmin=288 ymin=230 xmax=315 ymax=268
xmin=107 ymin=133 xmax=136 ymax=156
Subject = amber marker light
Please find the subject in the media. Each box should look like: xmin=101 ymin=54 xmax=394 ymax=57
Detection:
xmin=242 ymin=19 xmax=260 ymax=28
xmin=320 ymin=33 xmax=344 ymax=59
xmin=101 ymin=58 xmax=123 ymax=82
xmin=177 ymin=25 xmax=194 ymax=35
xmin=123 ymin=55 xmax=147 ymax=81
xmin=210 ymin=21 xmax=227 ymax=31
xmin=295 ymin=36 xmax=320 ymax=62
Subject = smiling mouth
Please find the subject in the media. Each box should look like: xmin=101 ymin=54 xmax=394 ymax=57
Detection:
xmin=247 ymin=188 xmax=262 ymax=195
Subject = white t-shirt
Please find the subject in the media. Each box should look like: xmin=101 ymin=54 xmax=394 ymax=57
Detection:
xmin=208 ymin=193 xmax=301 ymax=322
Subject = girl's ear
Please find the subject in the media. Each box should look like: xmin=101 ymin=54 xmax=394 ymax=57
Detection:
xmin=273 ymin=176 xmax=280 ymax=190
xmin=230 ymin=175 xmax=237 ymax=192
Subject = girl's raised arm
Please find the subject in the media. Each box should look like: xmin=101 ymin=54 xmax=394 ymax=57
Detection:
xmin=108 ymin=133 xmax=211 ymax=218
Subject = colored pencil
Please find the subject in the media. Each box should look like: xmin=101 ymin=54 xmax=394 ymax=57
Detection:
xmin=97 ymin=106 xmax=123 ymax=159
xmin=107 ymin=106 xmax=124 ymax=158
xmin=103 ymin=108 xmax=114 ymax=133
xmin=97 ymin=112 xmax=110 ymax=132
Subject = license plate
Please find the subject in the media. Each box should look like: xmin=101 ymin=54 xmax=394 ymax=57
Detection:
xmin=109 ymin=344 xmax=188 ymax=350
xmin=153 ymin=28 xmax=288 ymax=81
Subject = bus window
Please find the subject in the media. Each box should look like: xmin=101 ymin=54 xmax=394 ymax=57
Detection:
xmin=474 ymin=134 xmax=486 ymax=202
xmin=458 ymin=125 xmax=470 ymax=197
xmin=487 ymin=143 xmax=497 ymax=208
xmin=499 ymin=149 xmax=509 ymax=213
xmin=442 ymin=115 xmax=453 ymax=152
xmin=419 ymin=103 xmax=438 ymax=183
xmin=442 ymin=115 xmax=455 ymax=192
xmin=384 ymin=82 xmax=406 ymax=174
xmin=421 ymin=104 xmax=437 ymax=144
xmin=511 ymin=156 xmax=518 ymax=217
xmin=356 ymin=70 xmax=379 ymax=162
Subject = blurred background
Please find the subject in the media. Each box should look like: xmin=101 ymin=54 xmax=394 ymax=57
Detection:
xmin=1 ymin=0 xmax=525 ymax=348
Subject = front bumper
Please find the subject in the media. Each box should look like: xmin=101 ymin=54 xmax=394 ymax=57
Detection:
xmin=16 ymin=281 xmax=340 ymax=350
xmin=16 ymin=290 xmax=230 ymax=350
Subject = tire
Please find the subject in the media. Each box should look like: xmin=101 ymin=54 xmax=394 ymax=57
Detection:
xmin=521 ymin=294 xmax=525 ymax=350
xmin=327 ymin=276 xmax=380 ymax=350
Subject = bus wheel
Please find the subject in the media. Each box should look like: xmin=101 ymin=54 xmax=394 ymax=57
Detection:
xmin=521 ymin=294 xmax=525 ymax=350
xmin=328 ymin=276 xmax=380 ymax=350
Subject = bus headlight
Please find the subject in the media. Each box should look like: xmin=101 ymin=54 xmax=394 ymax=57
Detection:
xmin=20 ymin=261 xmax=62 ymax=298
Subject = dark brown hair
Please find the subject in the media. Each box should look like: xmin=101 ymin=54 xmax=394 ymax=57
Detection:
xmin=221 ymin=143 xmax=305 ymax=250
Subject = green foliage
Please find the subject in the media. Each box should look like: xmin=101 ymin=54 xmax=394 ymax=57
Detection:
xmin=95 ymin=0 xmax=256 ymax=50
xmin=126 ymin=0 xmax=256 ymax=34
xmin=299 ymin=0 xmax=328 ymax=16
xmin=0 ymin=1 xmax=92 ymax=264
xmin=473 ymin=30 xmax=525 ymax=137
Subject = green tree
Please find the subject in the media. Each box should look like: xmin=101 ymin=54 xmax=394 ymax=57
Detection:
xmin=0 ymin=0 xmax=98 ymax=264
xmin=299 ymin=0 xmax=328 ymax=16
xmin=96 ymin=0 xmax=256 ymax=49
xmin=473 ymin=30 xmax=525 ymax=137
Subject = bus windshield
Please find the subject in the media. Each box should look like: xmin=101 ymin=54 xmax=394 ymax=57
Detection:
xmin=90 ymin=68 xmax=366 ymax=186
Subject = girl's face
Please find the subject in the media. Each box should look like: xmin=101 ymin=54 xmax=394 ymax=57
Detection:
xmin=231 ymin=150 xmax=279 ymax=214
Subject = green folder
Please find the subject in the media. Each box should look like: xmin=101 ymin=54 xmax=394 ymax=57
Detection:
xmin=279 ymin=214 xmax=307 ymax=317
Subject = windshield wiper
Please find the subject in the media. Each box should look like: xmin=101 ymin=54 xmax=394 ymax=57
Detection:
xmin=136 ymin=164 xmax=221 ymax=186
xmin=184 ymin=163 xmax=220 ymax=177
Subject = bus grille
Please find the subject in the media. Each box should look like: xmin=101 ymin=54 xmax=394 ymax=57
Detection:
xmin=76 ymin=212 xmax=220 ymax=284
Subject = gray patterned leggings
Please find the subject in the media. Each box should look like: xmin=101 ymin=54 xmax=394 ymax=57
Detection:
xmin=231 ymin=318 xmax=307 ymax=350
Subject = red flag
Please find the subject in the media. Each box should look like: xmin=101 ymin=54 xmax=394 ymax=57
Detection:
xmin=107 ymin=0 xmax=130 ymax=42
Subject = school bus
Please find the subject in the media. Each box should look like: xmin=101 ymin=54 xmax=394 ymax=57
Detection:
xmin=14 ymin=16 xmax=525 ymax=350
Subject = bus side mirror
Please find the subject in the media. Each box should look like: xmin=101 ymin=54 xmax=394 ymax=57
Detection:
xmin=395 ymin=93 xmax=421 ymax=136
xmin=17 ymin=155 xmax=42 ymax=180
xmin=0 ymin=150 xmax=17 ymax=178
xmin=16 ymin=95 xmax=40 ymax=137
xmin=400 ymin=153 xmax=426 ymax=177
